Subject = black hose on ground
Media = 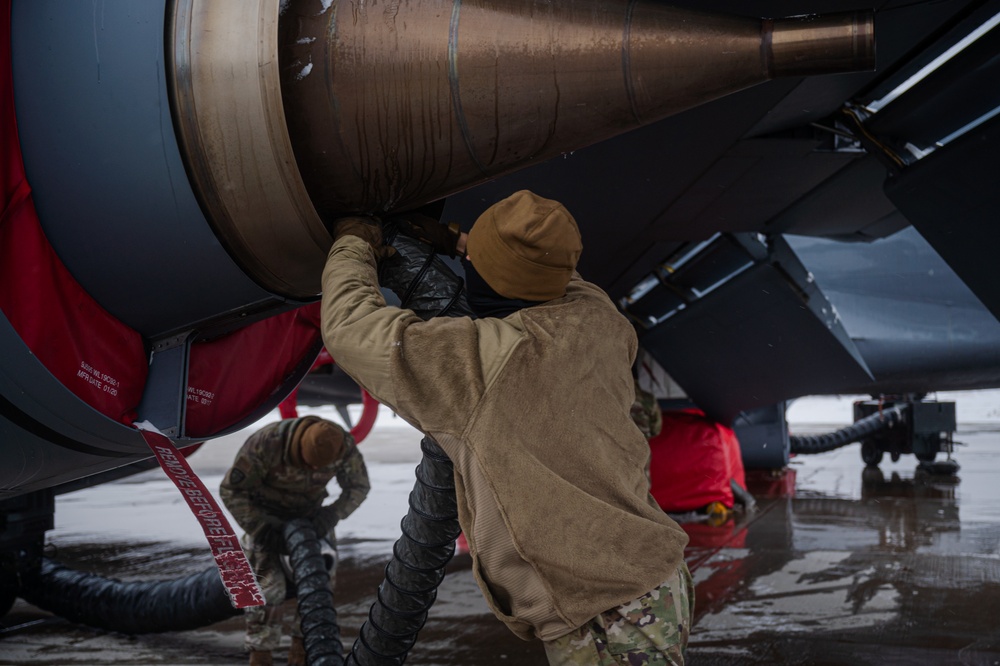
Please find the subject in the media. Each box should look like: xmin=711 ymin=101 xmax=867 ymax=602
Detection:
xmin=789 ymin=405 xmax=907 ymax=454
xmin=346 ymin=437 xmax=461 ymax=666
xmin=19 ymin=558 xmax=239 ymax=633
xmin=284 ymin=519 xmax=345 ymax=666
xmin=20 ymin=524 xmax=344 ymax=657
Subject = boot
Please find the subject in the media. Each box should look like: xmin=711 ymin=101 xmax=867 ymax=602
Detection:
xmin=249 ymin=649 xmax=274 ymax=666
xmin=287 ymin=636 xmax=306 ymax=666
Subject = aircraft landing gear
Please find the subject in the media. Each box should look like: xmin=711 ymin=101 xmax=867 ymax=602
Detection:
xmin=0 ymin=491 xmax=53 ymax=619
xmin=856 ymin=396 xmax=959 ymax=474
xmin=0 ymin=555 xmax=17 ymax=617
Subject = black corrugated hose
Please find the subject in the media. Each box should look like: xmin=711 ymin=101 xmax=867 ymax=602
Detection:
xmin=789 ymin=404 xmax=907 ymax=454
xmin=19 ymin=522 xmax=344 ymax=660
xmin=339 ymin=228 xmax=467 ymax=664
xmin=379 ymin=224 xmax=473 ymax=320
xmin=20 ymin=558 xmax=239 ymax=633
xmin=284 ymin=518 xmax=345 ymax=666
xmin=347 ymin=436 xmax=461 ymax=665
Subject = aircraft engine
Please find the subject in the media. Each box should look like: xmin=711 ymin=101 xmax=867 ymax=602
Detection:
xmin=0 ymin=0 xmax=874 ymax=497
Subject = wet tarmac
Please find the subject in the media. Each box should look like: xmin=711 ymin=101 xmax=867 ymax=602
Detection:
xmin=3 ymin=401 xmax=1000 ymax=665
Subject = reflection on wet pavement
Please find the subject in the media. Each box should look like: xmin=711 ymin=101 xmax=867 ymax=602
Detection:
xmin=3 ymin=425 xmax=1000 ymax=665
xmin=689 ymin=429 xmax=1000 ymax=666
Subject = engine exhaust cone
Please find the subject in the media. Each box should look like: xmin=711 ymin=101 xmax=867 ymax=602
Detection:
xmin=171 ymin=0 xmax=874 ymax=298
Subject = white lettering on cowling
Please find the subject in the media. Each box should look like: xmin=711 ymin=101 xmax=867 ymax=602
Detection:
xmin=77 ymin=360 xmax=120 ymax=396
xmin=186 ymin=386 xmax=215 ymax=406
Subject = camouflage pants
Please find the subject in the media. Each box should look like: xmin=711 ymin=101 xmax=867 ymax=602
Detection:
xmin=543 ymin=563 xmax=694 ymax=666
xmin=244 ymin=532 xmax=338 ymax=652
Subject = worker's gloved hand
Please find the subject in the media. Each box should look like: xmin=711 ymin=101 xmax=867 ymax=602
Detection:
xmin=332 ymin=215 xmax=397 ymax=262
xmin=389 ymin=213 xmax=462 ymax=258
xmin=311 ymin=505 xmax=340 ymax=536
xmin=332 ymin=215 xmax=382 ymax=248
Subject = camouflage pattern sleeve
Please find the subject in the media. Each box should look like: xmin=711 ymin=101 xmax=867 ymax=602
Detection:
xmin=219 ymin=433 xmax=282 ymax=538
xmin=329 ymin=443 xmax=371 ymax=522
xmin=630 ymin=384 xmax=662 ymax=440
xmin=648 ymin=390 xmax=663 ymax=439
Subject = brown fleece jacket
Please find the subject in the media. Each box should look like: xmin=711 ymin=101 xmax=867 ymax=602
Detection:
xmin=321 ymin=236 xmax=688 ymax=641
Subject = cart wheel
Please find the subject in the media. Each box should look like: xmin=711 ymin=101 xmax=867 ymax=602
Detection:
xmin=861 ymin=441 xmax=883 ymax=466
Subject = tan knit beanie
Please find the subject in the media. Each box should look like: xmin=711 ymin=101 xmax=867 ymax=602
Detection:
xmin=465 ymin=190 xmax=583 ymax=301
xmin=292 ymin=420 xmax=344 ymax=468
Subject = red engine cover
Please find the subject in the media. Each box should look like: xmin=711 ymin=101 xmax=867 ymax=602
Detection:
xmin=185 ymin=304 xmax=322 ymax=438
xmin=1 ymin=6 xmax=147 ymax=424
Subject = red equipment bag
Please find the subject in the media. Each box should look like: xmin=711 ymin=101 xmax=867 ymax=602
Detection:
xmin=648 ymin=409 xmax=747 ymax=513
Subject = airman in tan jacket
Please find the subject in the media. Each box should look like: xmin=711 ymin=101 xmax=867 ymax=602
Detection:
xmin=321 ymin=191 xmax=692 ymax=664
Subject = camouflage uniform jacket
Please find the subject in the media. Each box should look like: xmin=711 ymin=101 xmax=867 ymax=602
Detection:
xmin=321 ymin=236 xmax=688 ymax=642
xmin=219 ymin=416 xmax=370 ymax=541
xmin=630 ymin=382 xmax=662 ymax=440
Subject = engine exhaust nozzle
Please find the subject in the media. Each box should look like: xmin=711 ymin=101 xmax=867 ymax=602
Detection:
xmin=171 ymin=0 xmax=875 ymax=297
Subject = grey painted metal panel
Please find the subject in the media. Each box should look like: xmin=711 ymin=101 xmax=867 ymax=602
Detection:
xmin=884 ymin=113 xmax=1000 ymax=325
xmin=10 ymin=1 xmax=277 ymax=338
xmin=787 ymin=228 xmax=1000 ymax=393
xmin=733 ymin=403 xmax=790 ymax=469
xmin=641 ymin=261 xmax=874 ymax=424
xmin=768 ymin=157 xmax=904 ymax=239
xmin=138 ymin=342 xmax=190 ymax=439
xmin=441 ymin=80 xmax=802 ymax=299
xmin=664 ymin=138 xmax=859 ymax=237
